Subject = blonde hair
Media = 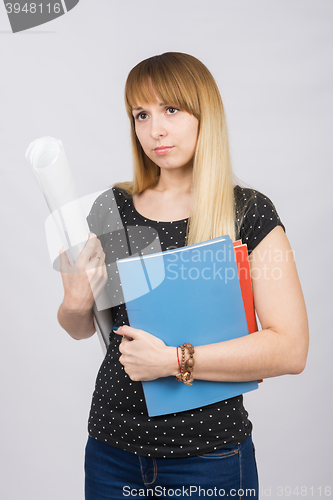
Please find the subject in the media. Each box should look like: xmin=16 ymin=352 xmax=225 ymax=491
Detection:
xmin=115 ymin=52 xmax=235 ymax=244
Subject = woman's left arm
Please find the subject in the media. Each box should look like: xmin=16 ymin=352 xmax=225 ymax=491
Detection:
xmin=194 ymin=226 xmax=309 ymax=381
xmin=117 ymin=226 xmax=309 ymax=382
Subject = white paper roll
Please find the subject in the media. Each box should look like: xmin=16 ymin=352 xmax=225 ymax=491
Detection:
xmin=26 ymin=136 xmax=112 ymax=352
xmin=26 ymin=136 xmax=89 ymax=263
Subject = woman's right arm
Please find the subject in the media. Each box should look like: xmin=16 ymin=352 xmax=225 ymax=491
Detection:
xmin=57 ymin=233 xmax=108 ymax=340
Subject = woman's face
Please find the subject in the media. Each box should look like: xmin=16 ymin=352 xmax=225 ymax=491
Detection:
xmin=132 ymin=99 xmax=199 ymax=173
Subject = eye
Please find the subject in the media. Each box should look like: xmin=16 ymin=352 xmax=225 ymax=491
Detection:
xmin=135 ymin=111 xmax=148 ymax=121
xmin=166 ymin=107 xmax=179 ymax=115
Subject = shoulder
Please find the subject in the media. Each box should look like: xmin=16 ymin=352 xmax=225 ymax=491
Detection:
xmin=87 ymin=186 xmax=130 ymax=234
xmin=112 ymin=185 xmax=132 ymax=209
xmin=234 ymin=186 xmax=285 ymax=254
xmin=87 ymin=187 xmax=114 ymax=230
xmin=234 ymin=186 xmax=279 ymax=215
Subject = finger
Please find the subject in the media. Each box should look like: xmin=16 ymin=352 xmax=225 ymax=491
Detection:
xmin=119 ymin=336 xmax=131 ymax=353
xmin=79 ymin=233 xmax=99 ymax=265
xmin=84 ymin=236 xmax=106 ymax=269
xmin=99 ymin=250 xmax=106 ymax=266
xmin=93 ymin=249 xmax=106 ymax=268
xmin=93 ymin=239 xmax=106 ymax=266
xmin=114 ymin=325 xmax=140 ymax=340
xmin=86 ymin=252 xmax=104 ymax=269
xmin=89 ymin=233 xmax=105 ymax=257
xmin=59 ymin=247 xmax=72 ymax=272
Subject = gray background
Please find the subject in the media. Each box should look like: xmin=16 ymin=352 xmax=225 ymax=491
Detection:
xmin=1 ymin=1 xmax=332 ymax=498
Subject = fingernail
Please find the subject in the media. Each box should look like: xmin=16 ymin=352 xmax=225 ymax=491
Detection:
xmin=112 ymin=326 xmax=120 ymax=332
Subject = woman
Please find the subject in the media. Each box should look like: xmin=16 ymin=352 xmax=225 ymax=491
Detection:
xmin=58 ymin=53 xmax=309 ymax=499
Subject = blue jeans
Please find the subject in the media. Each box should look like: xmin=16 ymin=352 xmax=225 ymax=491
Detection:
xmin=84 ymin=435 xmax=258 ymax=499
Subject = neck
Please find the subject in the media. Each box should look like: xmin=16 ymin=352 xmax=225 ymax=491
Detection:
xmin=153 ymin=165 xmax=193 ymax=195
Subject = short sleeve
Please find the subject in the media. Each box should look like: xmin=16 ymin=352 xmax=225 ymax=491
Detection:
xmin=235 ymin=187 xmax=285 ymax=254
xmin=86 ymin=187 xmax=115 ymax=236
xmin=86 ymin=195 xmax=102 ymax=236
xmin=86 ymin=187 xmax=129 ymax=310
xmin=86 ymin=187 xmax=127 ymax=243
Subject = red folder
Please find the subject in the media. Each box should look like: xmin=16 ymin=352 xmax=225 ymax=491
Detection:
xmin=233 ymin=241 xmax=257 ymax=334
xmin=233 ymin=241 xmax=262 ymax=383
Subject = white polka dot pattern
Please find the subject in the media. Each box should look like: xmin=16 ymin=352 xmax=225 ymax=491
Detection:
xmin=86 ymin=186 xmax=284 ymax=457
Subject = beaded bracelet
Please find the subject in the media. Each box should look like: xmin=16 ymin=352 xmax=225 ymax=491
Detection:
xmin=175 ymin=342 xmax=195 ymax=386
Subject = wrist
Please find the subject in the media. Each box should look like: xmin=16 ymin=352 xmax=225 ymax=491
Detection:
xmin=175 ymin=343 xmax=195 ymax=386
xmin=61 ymin=295 xmax=94 ymax=317
xmin=163 ymin=346 xmax=180 ymax=378
xmin=58 ymin=300 xmax=95 ymax=340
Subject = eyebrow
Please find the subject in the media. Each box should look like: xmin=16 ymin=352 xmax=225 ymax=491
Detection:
xmin=132 ymin=102 xmax=166 ymax=112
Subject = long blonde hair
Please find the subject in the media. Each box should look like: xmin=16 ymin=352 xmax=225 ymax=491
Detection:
xmin=115 ymin=52 xmax=236 ymax=244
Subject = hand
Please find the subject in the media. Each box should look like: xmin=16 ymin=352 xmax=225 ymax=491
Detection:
xmin=116 ymin=326 xmax=178 ymax=382
xmin=59 ymin=233 xmax=108 ymax=314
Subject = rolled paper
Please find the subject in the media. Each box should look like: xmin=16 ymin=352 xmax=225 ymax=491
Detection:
xmin=26 ymin=136 xmax=112 ymax=352
xmin=26 ymin=136 xmax=89 ymax=264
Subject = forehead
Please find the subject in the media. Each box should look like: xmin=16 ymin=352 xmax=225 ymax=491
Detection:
xmin=127 ymin=76 xmax=180 ymax=109
xmin=129 ymin=82 xmax=164 ymax=109
xmin=126 ymin=73 xmax=198 ymax=119
xmin=132 ymin=101 xmax=167 ymax=112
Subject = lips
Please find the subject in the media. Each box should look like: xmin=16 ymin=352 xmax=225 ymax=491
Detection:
xmin=153 ymin=146 xmax=174 ymax=156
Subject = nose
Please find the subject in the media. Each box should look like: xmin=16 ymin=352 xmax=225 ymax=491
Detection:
xmin=149 ymin=115 xmax=167 ymax=140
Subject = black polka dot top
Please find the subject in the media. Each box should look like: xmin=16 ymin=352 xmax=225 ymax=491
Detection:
xmin=86 ymin=185 xmax=285 ymax=458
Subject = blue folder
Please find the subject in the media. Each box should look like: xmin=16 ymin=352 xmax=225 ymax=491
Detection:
xmin=117 ymin=235 xmax=258 ymax=416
